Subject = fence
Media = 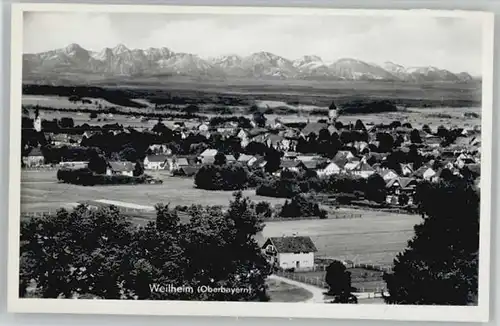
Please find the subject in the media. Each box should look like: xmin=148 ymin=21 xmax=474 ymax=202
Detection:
xmin=262 ymin=212 xmax=361 ymax=222
xmin=275 ymin=269 xmax=328 ymax=289
xmin=314 ymin=258 xmax=392 ymax=273
xmin=275 ymin=269 xmax=387 ymax=294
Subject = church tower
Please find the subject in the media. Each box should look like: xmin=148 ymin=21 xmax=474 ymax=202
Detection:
xmin=33 ymin=109 xmax=42 ymax=132
xmin=328 ymin=100 xmax=338 ymax=124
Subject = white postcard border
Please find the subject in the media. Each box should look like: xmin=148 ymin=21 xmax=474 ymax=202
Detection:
xmin=7 ymin=3 xmax=495 ymax=322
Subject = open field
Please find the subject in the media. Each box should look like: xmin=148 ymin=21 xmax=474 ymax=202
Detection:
xmin=257 ymin=210 xmax=420 ymax=267
xmin=23 ymin=94 xmax=481 ymax=130
xmin=22 ymin=170 xmax=421 ymax=267
xmin=24 ymin=77 xmax=481 ymax=106
xmin=22 ymin=79 xmax=482 ymax=128
xmin=21 ymin=170 xmax=287 ymax=212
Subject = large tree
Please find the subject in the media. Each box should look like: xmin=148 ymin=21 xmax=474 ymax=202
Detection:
xmin=383 ymin=179 xmax=480 ymax=305
xmin=325 ymin=260 xmax=358 ymax=303
xmin=365 ymin=173 xmax=387 ymax=203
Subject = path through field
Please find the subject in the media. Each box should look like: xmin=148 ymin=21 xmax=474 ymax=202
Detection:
xmin=268 ymin=275 xmax=324 ymax=303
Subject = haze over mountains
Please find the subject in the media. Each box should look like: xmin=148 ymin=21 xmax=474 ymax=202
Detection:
xmin=23 ymin=43 xmax=476 ymax=83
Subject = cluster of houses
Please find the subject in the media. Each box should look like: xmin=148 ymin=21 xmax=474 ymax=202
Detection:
xmin=22 ymin=110 xmax=482 ymax=205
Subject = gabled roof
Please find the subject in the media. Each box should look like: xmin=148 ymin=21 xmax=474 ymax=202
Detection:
xmin=200 ymin=149 xmax=218 ymax=157
xmin=332 ymin=151 xmax=355 ymax=168
xmin=27 ymin=147 xmax=43 ymax=157
xmin=146 ymin=155 xmax=169 ymax=162
xmin=177 ymin=166 xmax=200 ymax=176
xmin=386 ymin=177 xmax=417 ymax=189
xmin=176 ymin=158 xmax=190 ymax=166
xmin=380 ymin=169 xmax=399 ymax=178
xmin=316 ymin=161 xmax=337 ymax=170
xmin=413 ymin=166 xmax=435 ymax=178
xmin=108 ymin=161 xmax=134 ymax=172
xmin=267 ymin=133 xmax=285 ymax=146
xmin=347 ymin=161 xmax=374 ymax=172
xmin=225 ymin=155 xmax=236 ymax=162
xmin=264 ymin=236 xmax=317 ymax=253
xmin=301 ymin=122 xmax=328 ymax=136
xmin=238 ymin=154 xmax=254 ymax=162
xmin=251 ymin=156 xmax=267 ymax=167
xmin=302 ymin=160 xmax=321 ymax=169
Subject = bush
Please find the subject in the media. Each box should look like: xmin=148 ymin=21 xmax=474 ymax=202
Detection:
xmin=255 ymin=170 xmax=325 ymax=198
xmin=194 ymin=163 xmax=249 ymax=190
xmin=279 ymin=194 xmax=327 ymax=218
xmin=57 ymin=168 xmax=161 ymax=186
xmin=255 ymin=201 xmax=273 ymax=219
xmin=256 ymin=178 xmax=301 ymax=198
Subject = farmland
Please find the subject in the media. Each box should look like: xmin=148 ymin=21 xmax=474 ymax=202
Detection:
xmin=21 ymin=170 xmax=287 ymax=212
xmin=22 ymin=78 xmax=482 ymax=131
xmin=257 ymin=211 xmax=420 ymax=267
xmin=21 ymin=170 xmax=421 ymax=267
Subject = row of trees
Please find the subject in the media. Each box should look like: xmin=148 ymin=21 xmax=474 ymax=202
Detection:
xmin=20 ymin=192 xmax=270 ymax=300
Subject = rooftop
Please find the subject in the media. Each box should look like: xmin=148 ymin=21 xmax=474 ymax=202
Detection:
xmin=264 ymin=236 xmax=318 ymax=253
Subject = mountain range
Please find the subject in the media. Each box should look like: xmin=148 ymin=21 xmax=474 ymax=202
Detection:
xmin=23 ymin=43 xmax=476 ymax=83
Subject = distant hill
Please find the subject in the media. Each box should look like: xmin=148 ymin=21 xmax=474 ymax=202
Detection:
xmin=23 ymin=43 xmax=478 ymax=84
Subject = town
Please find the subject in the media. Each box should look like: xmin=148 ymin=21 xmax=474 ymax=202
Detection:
xmin=22 ymin=98 xmax=481 ymax=209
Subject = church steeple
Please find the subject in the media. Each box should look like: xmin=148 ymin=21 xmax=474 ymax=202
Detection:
xmin=328 ymin=100 xmax=338 ymax=124
xmin=33 ymin=108 xmax=42 ymax=132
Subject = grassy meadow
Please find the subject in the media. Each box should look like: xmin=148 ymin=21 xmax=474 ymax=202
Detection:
xmin=21 ymin=170 xmax=421 ymax=267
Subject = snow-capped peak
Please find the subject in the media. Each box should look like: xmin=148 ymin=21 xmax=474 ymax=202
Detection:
xmin=406 ymin=66 xmax=440 ymax=74
xmin=112 ymin=44 xmax=129 ymax=55
xmin=63 ymin=43 xmax=85 ymax=55
xmin=92 ymin=47 xmax=113 ymax=61
xmin=293 ymin=55 xmax=323 ymax=68
xmin=23 ymin=44 xmax=476 ymax=82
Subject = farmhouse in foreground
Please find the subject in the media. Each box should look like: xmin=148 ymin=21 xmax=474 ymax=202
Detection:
xmin=262 ymin=236 xmax=317 ymax=271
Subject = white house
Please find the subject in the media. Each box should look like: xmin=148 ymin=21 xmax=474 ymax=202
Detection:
xmin=345 ymin=158 xmax=375 ymax=179
xmin=106 ymin=162 xmax=134 ymax=177
xmin=144 ymin=155 xmax=169 ymax=170
xmin=316 ymin=162 xmax=342 ymax=177
xmin=199 ymin=149 xmax=218 ymax=164
xmin=262 ymin=236 xmax=317 ymax=271
xmin=23 ymin=147 xmax=44 ymax=167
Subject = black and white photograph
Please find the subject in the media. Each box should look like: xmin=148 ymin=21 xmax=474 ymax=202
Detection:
xmin=7 ymin=4 xmax=494 ymax=322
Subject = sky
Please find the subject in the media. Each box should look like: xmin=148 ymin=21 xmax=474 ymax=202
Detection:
xmin=23 ymin=11 xmax=484 ymax=75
